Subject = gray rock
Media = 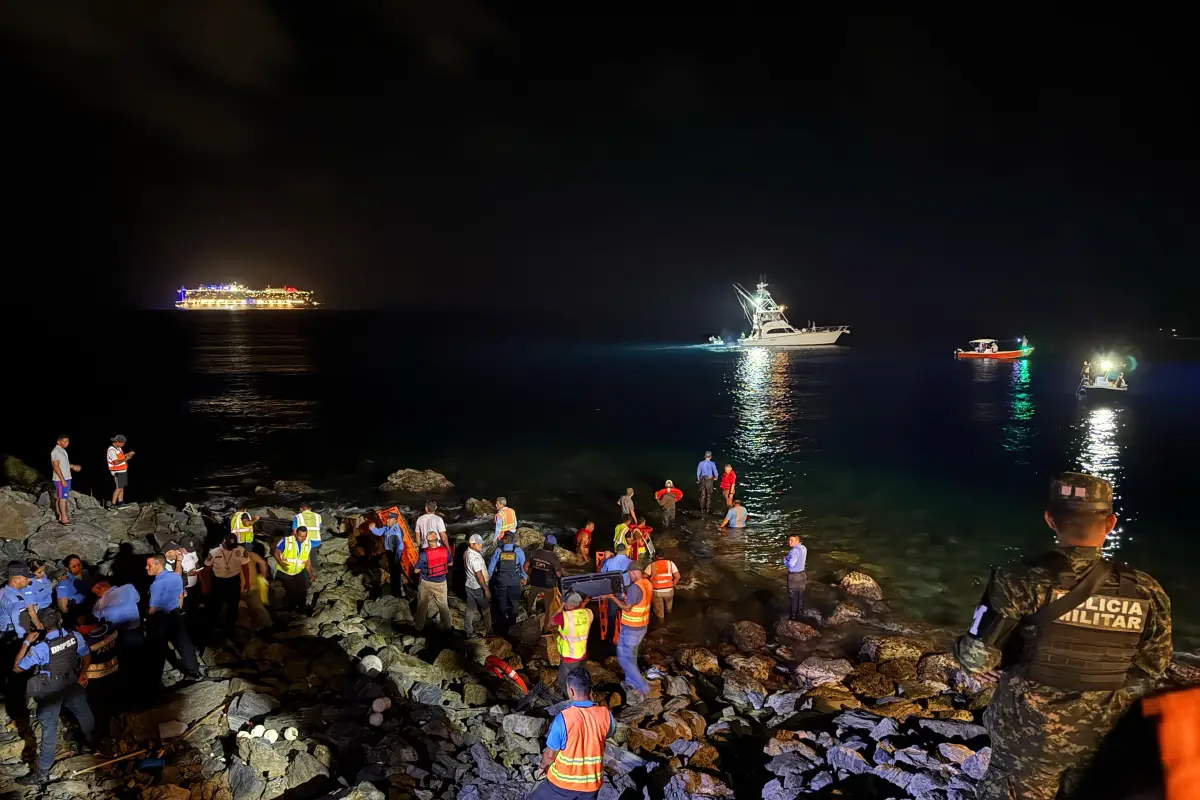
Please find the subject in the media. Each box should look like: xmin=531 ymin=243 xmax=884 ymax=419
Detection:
xmin=362 ymin=594 xmax=405 ymax=622
xmin=762 ymin=778 xmax=799 ymax=800
xmin=0 ymin=497 xmax=34 ymax=541
xmin=128 ymin=680 xmax=230 ymax=738
xmin=468 ymin=742 xmax=510 ymax=783
xmin=871 ymin=764 xmax=914 ymax=790
xmin=345 ymin=783 xmax=387 ymax=800
xmin=808 ymin=771 xmax=834 ymax=791
xmin=937 ymin=742 xmax=975 ymax=765
xmin=228 ymin=690 xmax=280 ymax=731
xmin=502 ymin=714 xmax=547 ymax=739
xmin=765 ymin=690 xmax=805 ymax=716
xmin=379 ymin=468 xmax=453 ymax=493
xmin=918 ymin=718 xmax=988 ymax=741
xmin=385 ymin=652 xmax=450 ymax=687
xmin=894 ymin=745 xmax=942 ymax=770
xmin=869 ymin=717 xmax=900 ymax=741
xmin=726 ymin=620 xmax=767 ymax=652
xmin=833 ymin=709 xmax=884 ymax=732
xmin=25 ymin=519 xmax=110 ymax=563
xmin=286 ymin=751 xmax=330 ymax=790
xmin=839 ymin=571 xmax=883 ymax=600
xmin=228 ymin=762 xmax=265 ymax=800
xmin=721 ymin=671 xmax=766 ymax=710
xmin=907 ymin=770 xmax=951 ymax=798
xmin=826 ymin=601 xmax=864 ymax=625
xmin=961 ymin=746 xmax=991 ymax=780
xmin=767 ymin=751 xmax=817 ymax=777
xmin=794 ymin=657 xmax=854 ymax=688
xmin=826 ymin=744 xmax=871 ymax=775
xmin=244 ymin=738 xmax=289 ymax=778
xmin=664 ymin=675 xmax=693 ymax=697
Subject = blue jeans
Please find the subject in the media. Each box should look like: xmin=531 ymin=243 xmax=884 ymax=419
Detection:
xmin=617 ymin=624 xmax=649 ymax=694
xmin=36 ymin=685 xmax=95 ymax=773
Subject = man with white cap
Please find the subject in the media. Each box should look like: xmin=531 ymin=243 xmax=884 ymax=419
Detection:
xmin=463 ymin=534 xmax=491 ymax=638
xmin=550 ymin=592 xmax=594 ymax=695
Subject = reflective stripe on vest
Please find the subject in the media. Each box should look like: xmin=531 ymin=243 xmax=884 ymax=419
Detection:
xmin=620 ymin=579 xmax=652 ymax=628
xmin=294 ymin=511 xmax=322 ymax=543
xmin=496 ymin=507 xmax=517 ymax=533
xmin=557 ymin=608 xmax=593 ymax=660
xmin=613 ymin=524 xmax=628 ymax=549
xmin=648 ymin=560 xmax=677 ymax=592
xmin=231 ymin=512 xmax=254 ymax=543
xmin=278 ymin=537 xmax=311 ymax=575
xmin=548 ymin=704 xmax=611 ymax=792
xmin=423 ymin=546 xmax=450 ymax=579
xmin=83 ymin=628 xmax=119 ymax=679
xmin=106 ymin=447 xmax=127 ymax=473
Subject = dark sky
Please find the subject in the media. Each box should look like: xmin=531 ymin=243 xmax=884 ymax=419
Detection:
xmin=2 ymin=4 xmax=1196 ymax=337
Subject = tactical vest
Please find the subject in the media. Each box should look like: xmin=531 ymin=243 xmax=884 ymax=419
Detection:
xmin=1024 ymin=555 xmax=1145 ymax=691
xmin=493 ymin=546 xmax=523 ymax=585
xmin=82 ymin=624 xmax=120 ymax=680
xmin=28 ymin=631 xmax=82 ymax=699
xmin=529 ymin=551 xmax=555 ymax=588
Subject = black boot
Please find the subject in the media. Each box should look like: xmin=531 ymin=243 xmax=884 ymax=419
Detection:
xmin=17 ymin=770 xmax=48 ymax=786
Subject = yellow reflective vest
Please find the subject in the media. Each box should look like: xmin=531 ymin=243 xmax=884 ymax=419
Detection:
xmin=293 ymin=510 xmax=322 ymax=544
xmin=556 ymin=608 xmax=593 ymax=660
xmin=231 ymin=511 xmax=254 ymax=544
xmin=277 ymin=536 xmax=312 ymax=575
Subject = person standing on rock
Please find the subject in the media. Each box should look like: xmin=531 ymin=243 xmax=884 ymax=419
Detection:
xmin=145 ymin=554 xmax=202 ymax=686
xmin=655 ymin=481 xmax=680 ymax=528
xmin=368 ymin=511 xmax=409 ymax=598
xmin=164 ymin=541 xmax=202 ymax=617
xmin=105 ymin=434 xmax=134 ymax=507
xmin=696 ymin=451 xmax=719 ymax=515
xmin=488 ymin=530 xmax=527 ymax=635
xmin=413 ymin=530 xmax=454 ymax=632
xmin=12 ymin=606 xmax=97 ymax=787
xmin=617 ymin=488 xmax=636 ymax=522
xmin=230 ymin=505 xmax=260 ymax=547
xmin=292 ymin=502 xmax=323 ymax=568
xmin=415 ymin=500 xmax=450 ymax=550
xmin=550 ymin=593 xmax=594 ymax=696
xmin=607 ymin=565 xmax=653 ymax=698
xmin=50 ymin=434 xmax=81 ymax=525
xmin=273 ymin=527 xmax=315 ymax=614
xmin=527 ymin=535 xmax=563 ymax=632
xmin=90 ymin=580 xmax=144 ymax=690
xmin=576 ymin=522 xmax=594 ymax=563
xmin=463 ymin=534 xmax=492 ymax=639
xmin=531 ymin=665 xmax=613 ymax=800
xmin=784 ymin=534 xmax=808 ymax=620
xmin=493 ymin=497 xmax=518 ymax=544
xmin=645 ymin=552 xmax=680 ymax=622
xmin=719 ymin=499 xmax=747 ymax=532
xmin=954 ymin=472 xmax=1173 ymax=800
xmin=205 ymin=534 xmax=250 ymax=636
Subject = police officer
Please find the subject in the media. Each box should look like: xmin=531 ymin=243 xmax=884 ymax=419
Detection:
xmin=13 ymin=607 xmax=97 ymax=786
xmin=954 ymin=472 xmax=1172 ymax=800
xmin=488 ymin=531 xmax=527 ymax=634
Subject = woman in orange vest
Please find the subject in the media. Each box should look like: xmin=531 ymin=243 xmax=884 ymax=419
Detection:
xmin=532 ymin=665 xmax=613 ymax=800
xmin=606 ymin=565 xmax=652 ymax=697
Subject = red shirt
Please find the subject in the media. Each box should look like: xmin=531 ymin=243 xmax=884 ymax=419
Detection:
xmin=577 ymin=528 xmax=592 ymax=546
xmin=720 ymin=470 xmax=737 ymax=490
xmin=551 ymin=611 xmax=585 ymax=662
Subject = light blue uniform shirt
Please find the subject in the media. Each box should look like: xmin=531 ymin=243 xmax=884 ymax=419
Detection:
xmin=722 ymin=506 xmax=747 ymax=528
xmin=697 ymin=459 xmax=719 ymax=480
xmin=785 ymin=544 xmax=807 ymax=573
xmin=601 ymin=553 xmax=633 ymax=586
xmin=148 ymin=570 xmax=184 ymax=613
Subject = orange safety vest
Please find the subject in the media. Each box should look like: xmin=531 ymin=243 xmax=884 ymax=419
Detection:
xmin=106 ymin=446 xmax=128 ymax=473
xmin=647 ymin=560 xmax=678 ymax=592
xmin=1144 ymin=687 xmax=1200 ymax=800
xmin=495 ymin=506 xmax=517 ymax=535
xmin=620 ymin=578 xmax=652 ymax=628
xmin=548 ymin=704 xmax=612 ymax=793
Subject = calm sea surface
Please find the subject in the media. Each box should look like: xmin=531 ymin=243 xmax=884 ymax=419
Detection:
xmin=12 ymin=313 xmax=1200 ymax=647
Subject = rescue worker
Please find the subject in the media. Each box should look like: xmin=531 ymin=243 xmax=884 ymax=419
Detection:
xmin=12 ymin=607 xmax=97 ymax=787
xmin=613 ymin=516 xmax=633 ymax=555
xmin=205 ymin=534 xmax=249 ymax=635
xmin=413 ymin=530 xmax=453 ymax=632
xmin=645 ymin=552 xmax=680 ymax=622
xmin=20 ymin=559 xmax=54 ymax=633
xmin=784 ymin=534 xmax=808 ymax=620
xmin=599 ymin=544 xmax=632 ymax=644
xmin=91 ymin=580 xmax=143 ymax=689
xmin=696 ymin=450 xmax=718 ymax=514
xmin=550 ymin=593 xmax=593 ymax=695
xmin=1 ymin=561 xmax=35 ymax=733
xmin=656 ymin=480 xmax=679 ymax=528
xmin=231 ymin=506 xmax=260 ymax=547
xmin=576 ymin=522 xmax=594 ymax=563
xmin=954 ymin=472 xmax=1172 ymax=800
xmin=493 ymin=496 xmax=518 ymax=544
xmin=75 ymin=613 xmax=120 ymax=730
xmin=617 ymin=488 xmax=636 ymax=521
xmin=463 ymin=534 xmax=492 ymax=639
xmin=488 ymin=531 xmax=527 ymax=634
xmin=292 ymin=502 xmax=323 ymax=567
xmin=145 ymin=554 xmax=202 ymax=688
xmin=55 ymin=554 xmax=91 ymax=625
xmin=106 ymin=434 xmax=134 ymax=507
xmin=368 ymin=511 xmax=409 ymax=598
xmin=607 ymin=565 xmax=653 ymax=698
xmin=527 ymin=535 xmax=563 ymax=631
xmin=628 ymin=517 xmax=653 ymax=562
xmin=719 ymin=498 xmax=747 ymax=532
xmin=530 ymin=666 xmax=613 ymax=800
xmin=272 ymin=526 xmax=314 ymax=613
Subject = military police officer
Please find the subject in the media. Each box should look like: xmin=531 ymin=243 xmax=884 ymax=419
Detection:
xmin=954 ymin=472 xmax=1172 ymax=800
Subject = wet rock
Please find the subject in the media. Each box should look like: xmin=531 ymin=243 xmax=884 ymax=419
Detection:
xmin=228 ymin=690 xmax=280 ymax=731
xmin=726 ymin=620 xmax=767 ymax=652
xmin=916 ymin=652 xmax=961 ymax=683
xmin=761 ymin=778 xmax=797 ymax=800
xmin=937 ymin=742 xmax=975 ymax=765
xmin=825 ymin=602 xmax=863 ymax=626
xmin=839 ymin=571 xmax=883 ymax=600
xmin=794 ymin=656 xmax=853 ymax=688
xmin=721 ymin=671 xmax=766 ymax=710
xmin=773 ymin=619 xmax=820 ymax=643
xmin=871 ymin=764 xmax=914 ymax=791
xmin=677 ymin=647 xmax=721 ymax=676
xmin=859 ymin=635 xmax=928 ymax=663
xmin=898 ymin=679 xmax=943 ymax=700
xmin=962 ymin=746 xmax=991 ymax=780
xmin=379 ymin=468 xmax=453 ymax=492
xmin=848 ymin=672 xmax=896 ymax=698
xmin=25 ymin=519 xmax=110 ymax=563
xmin=465 ymin=498 xmax=494 ymax=517
xmin=764 ymin=737 xmax=819 ymax=761
xmin=665 ymin=769 xmax=735 ymax=798
xmin=664 ymin=675 xmax=693 ymax=697
xmin=725 ymin=653 xmax=775 ymax=683
xmin=827 ymin=744 xmax=871 ymax=775
xmin=919 ymin=718 xmax=988 ymax=741
xmin=286 ymin=751 xmax=330 ymax=790
xmin=273 ymin=480 xmax=315 ymax=494
xmin=765 ymin=690 xmax=805 ymax=716
xmin=502 ymin=714 xmax=547 ymax=739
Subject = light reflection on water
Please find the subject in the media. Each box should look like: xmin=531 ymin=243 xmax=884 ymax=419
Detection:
xmin=1001 ymin=359 xmax=1036 ymax=462
xmin=1072 ymin=403 xmax=1128 ymax=557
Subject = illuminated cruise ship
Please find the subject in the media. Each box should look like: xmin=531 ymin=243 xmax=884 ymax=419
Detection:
xmin=175 ymin=283 xmax=319 ymax=310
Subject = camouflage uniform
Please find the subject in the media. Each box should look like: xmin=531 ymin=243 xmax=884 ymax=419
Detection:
xmin=954 ymin=473 xmax=1172 ymax=800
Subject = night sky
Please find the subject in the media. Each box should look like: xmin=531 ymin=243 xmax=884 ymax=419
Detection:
xmin=2 ymin=5 xmax=1195 ymax=338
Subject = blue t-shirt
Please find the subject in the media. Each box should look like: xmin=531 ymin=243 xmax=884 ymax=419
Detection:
xmin=546 ymin=701 xmax=615 ymax=751
xmin=601 ymin=554 xmax=632 ymax=586
xmin=21 ymin=576 xmax=54 ymax=610
xmin=18 ymin=628 xmax=88 ymax=671
xmin=723 ymin=506 xmax=747 ymax=528
xmin=148 ymin=570 xmax=184 ymax=613
xmin=697 ymin=459 xmax=719 ymax=480
xmin=95 ymin=584 xmax=141 ymax=626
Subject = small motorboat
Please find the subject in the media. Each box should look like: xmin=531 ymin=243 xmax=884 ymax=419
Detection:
xmin=1078 ymin=367 xmax=1128 ymax=396
xmin=708 ymin=335 xmax=724 ymax=345
xmin=955 ymin=338 xmax=1034 ymax=360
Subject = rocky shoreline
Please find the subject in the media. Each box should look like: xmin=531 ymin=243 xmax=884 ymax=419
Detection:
xmin=2 ymin=467 xmax=1198 ymax=799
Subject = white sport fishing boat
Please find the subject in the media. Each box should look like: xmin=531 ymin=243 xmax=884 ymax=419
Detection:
xmin=733 ymin=280 xmax=850 ymax=347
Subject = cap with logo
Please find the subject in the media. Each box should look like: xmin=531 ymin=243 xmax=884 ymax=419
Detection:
xmin=1048 ymin=472 xmax=1113 ymax=513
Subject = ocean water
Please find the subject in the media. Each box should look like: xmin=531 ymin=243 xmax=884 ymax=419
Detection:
xmin=11 ymin=312 xmax=1200 ymax=647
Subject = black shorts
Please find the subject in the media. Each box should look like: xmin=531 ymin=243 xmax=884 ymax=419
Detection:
xmin=112 ymin=472 xmax=128 ymax=489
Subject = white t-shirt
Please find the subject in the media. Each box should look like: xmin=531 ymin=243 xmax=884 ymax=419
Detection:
xmin=464 ymin=548 xmax=488 ymax=590
xmin=51 ymin=445 xmax=71 ymax=483
xmin=168 ymin=552 xmax=201 ymax=588
xmin=415 ymin=513 xmax=446 ymax=547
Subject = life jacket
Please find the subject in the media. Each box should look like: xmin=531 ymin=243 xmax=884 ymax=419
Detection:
xmin=648 ymin=559 xmax=678 ymax=592
xmin=529 ymin=549 xmax=556 ymax=588
xmin=557 ymin=608 xmax=592 ymax=660
xmin=106 ymin=445 xmax=128 ymax=473
xmin=422 ymin=545 xmax=450 ymax=580
xmin=294 ymin=510 xmax=322 ymax=544
xmin=492 ymin=545 xmax=523 ymax=585
xmin=231 ymin=511 xmax=255 ymax=544
xmin=1144 ymin=687 xmax=1200 ymax=800
xmin=79 ymin=623 xmax=119 ymax=680
xmin=485 ymin=655 xmax=528 ymax=694
xmin=654 ymin=487 xmax=683 ymax=502
xmin=27 ymin=630 xmax=82 ymax=699
xmin=495 ymin=507 xmax=517 ymax=535
xmin=620 ymin=578 xmax=653 ymax=628
xmin=547 ymin=704 xmax=612 ymax=793
xmin=277 ymin=536 xmax=312 ymax=575
xmin=1023 ymin=555 xmax=1145 ymax=691
xmin=374 ymin=507 xmax=418 ymax=578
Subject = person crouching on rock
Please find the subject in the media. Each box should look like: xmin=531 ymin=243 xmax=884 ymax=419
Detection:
xmin=413 ymin=531 xmax=453 ymax=632
xmin=488 ymin=531 xmax=527 ymax=635
xmin=272 ymin=526 xmax=314 ymax=614
xmin=531 ymin=665 xmax=613 ymax=800
xmin=576 ymin=522 xmax=594 ymax=563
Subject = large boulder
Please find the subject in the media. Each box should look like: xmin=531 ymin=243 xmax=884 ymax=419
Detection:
xmin=515 ymin=527 xmax=543 ymax=550
xmin=794 ymin=657 xmax=854 ymax=688
xmin=839 ymin=571 xmax=883 ymax=601
xmin=774 ymin=619 xmax=820 ymax=643
xmin=2 ymin=455 xmax=44 ymax=488
xmin=0 ymin=501 xmax=31 ymax=541
xmin=25 ymin=519 xmax=110 ymax=563
xmin=378 ymin=469 xmax=453 ymax=493
xmin=722 ymin=671 xmax=766 ymax=710
xmin=272 ymin=480 xmax=314 ymax=494
xmin=465 ymin=498 xmax=494 ymax=518
xmin=725 ymin=620 xmax=767 ymax=653
xmin=859 ymin=635 xmax=929 ymax=664
xmin=676 ymin=647 xmax=721 ymax=676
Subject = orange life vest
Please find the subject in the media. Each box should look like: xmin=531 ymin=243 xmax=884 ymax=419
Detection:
xmin=620 ymin=578 xmax=653 ymax=628
xmin=654 ymin=487 xmax=683 ymax=501
xmin=647 ymin=559 xmax=678 ymax=592
xmin=495 ymin=507 xmax=517 ymax=534
xmin=548 ymin=704 xmax=612 ymax=793
xmin=106 ymin=446 xmax=128 ymax=473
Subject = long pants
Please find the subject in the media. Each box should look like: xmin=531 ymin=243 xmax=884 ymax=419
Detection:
xmin=465 ymin=586 xmax=491 ymax=638
xmin=493 ymin=582 xmax=522 ymax=634
xmin=2 ymin=636 xmax=31 ymax=735
xmin=617 ymin=624 xmax=650 ymax=695
xmin=787 ymin=572 xmax=807 ymax=619
xmin=210 ymin=574 xmax=241 ymax=633
xmin=528 ymin=777 xmax=601 ymax=800
xmin=85 ymin=674 xmax=119 ymax=736
xmin=309 ymin=546 xmax=321 ymax=569
xmin=386 ymin=551 xmax=407 ymax=598
xmin=414 ymin=580 xmax=450 ymax=631
xmin=651 ymin=590 xmax=674 ymax=621
xmin=34 ymin=685 xmax=96 ymax=774
xmin=278 ymin=570 xmax=310 ymax=612
xmin=526 ymin=585 xmax=561 ymax=632
xmin=661 ymin=508 xmax=675 ymax=528
xmin=556 ymin=657 xmax=585 ymax=696
xmin=147 ymin=610 xmax=200 ymax=686
xmin=606 ymin=600 xmax=621 ymax=643
xmin=698 ymin=478 xmax=714 ymax=512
